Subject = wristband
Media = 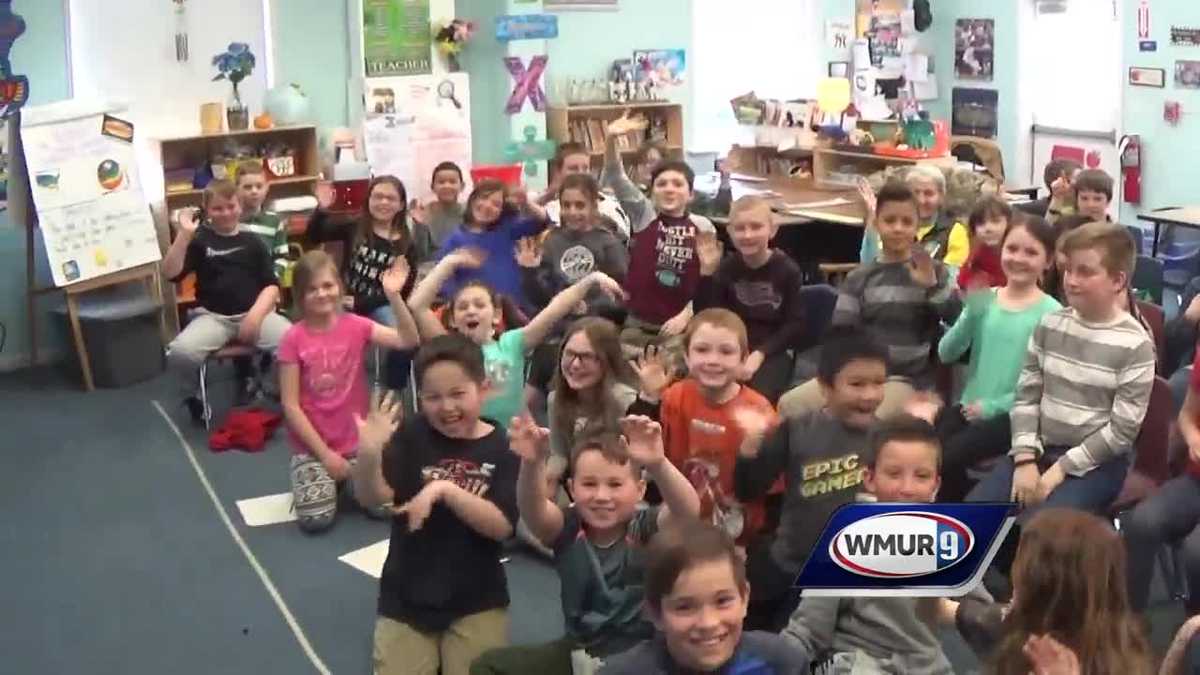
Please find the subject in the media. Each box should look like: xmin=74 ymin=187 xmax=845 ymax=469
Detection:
xmin=1013 ymin=457 xmax=1037 ymax=468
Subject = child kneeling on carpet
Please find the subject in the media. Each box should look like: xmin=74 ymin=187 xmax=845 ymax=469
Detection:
xmin=351 ymin=334 xmax=521 ymax=675
xmin=598 ymin=520 xmax=811 ymax=674
xmin=278 ymin=250 xmax=419 ymax=533
xmin=470 ymin=415 xmax=699 ymax=675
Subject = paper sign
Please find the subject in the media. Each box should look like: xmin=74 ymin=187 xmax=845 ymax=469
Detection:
xmin=496 ymin=14 xmax=558 ymax=41
xmin=236 ymin=493 xmax=296 ymax=527
xmin=901 ymin=10 xmax=916 ymax=35
xmin=339 ymin=539 xmax=391 ymax=578
xmin=905 ymin=54 xmax=929 ymax=82
xmin=827 ymin=19 xmax=852 ymax=53
xmin=851 ymin=39 xmax=872 ymax=68
xmin=913 ymin=73 xmax=939 ymax=101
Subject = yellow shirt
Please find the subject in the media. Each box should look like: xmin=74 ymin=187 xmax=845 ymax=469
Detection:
xmin=918 ymin=220 xmax=971 ymax=268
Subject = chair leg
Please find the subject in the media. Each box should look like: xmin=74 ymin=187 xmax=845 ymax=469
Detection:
xmin=199 ymin=359 xmax=212 ymax=431
xmin=1157 ymin=542 xmax=1190 ymax=602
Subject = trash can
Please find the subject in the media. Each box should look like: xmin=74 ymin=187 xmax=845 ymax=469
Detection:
xmin=53 ymin=282 xmax=165 ymax=388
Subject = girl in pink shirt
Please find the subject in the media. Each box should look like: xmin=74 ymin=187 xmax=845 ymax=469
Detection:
xmin=278 ymin=250 xmax=420 ymax=532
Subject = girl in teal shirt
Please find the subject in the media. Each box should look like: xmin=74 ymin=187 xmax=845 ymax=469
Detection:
xmin=929 ymin=215 xmax=1061 ymax=500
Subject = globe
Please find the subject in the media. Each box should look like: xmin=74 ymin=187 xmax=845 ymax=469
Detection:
xmin=97 ymin=159 xmax=123 ymax=190
xmin=263 ymin=84 xmax=312 ymax=126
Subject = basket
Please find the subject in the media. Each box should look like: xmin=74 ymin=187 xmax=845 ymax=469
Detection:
xmin=470 ymin=164 xmax=523 ymax=187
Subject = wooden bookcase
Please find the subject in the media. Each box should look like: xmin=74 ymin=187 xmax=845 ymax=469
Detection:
xmin=812 ymin=147 xmax=955 ymax=189
xmin=546 ymin=102 xmax=684 ymax=181
xmin=155 ymin=125 xmax=319 ymax=322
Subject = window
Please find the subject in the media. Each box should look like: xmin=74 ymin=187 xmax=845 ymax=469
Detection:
xmin=691 ymin=0 xmax=821 ymax=153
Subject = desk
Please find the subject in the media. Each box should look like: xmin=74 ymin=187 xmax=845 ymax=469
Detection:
xmin=1137 ymin=207 xmax=1200 ymax=256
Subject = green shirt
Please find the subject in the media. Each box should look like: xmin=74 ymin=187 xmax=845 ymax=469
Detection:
xmin=241 ymin=210 xmax=288 ymax=279
xmin=937 ymin=289 xmax=1062 ymax=418
xmin=481 ymin=328 xmax=527 ymax=426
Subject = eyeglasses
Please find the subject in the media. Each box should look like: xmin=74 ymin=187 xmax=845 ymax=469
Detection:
xmin=561 ymin=349 xmax=599 ymax=367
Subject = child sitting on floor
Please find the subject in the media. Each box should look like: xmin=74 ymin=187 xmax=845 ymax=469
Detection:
xmin=598 ymin=520 xmax=811 ymax=674
xmin=469 ymin=415 xmax=699 ymax=675
xmin=634 ymin=308 xmax=777 ymax=549
xmin=956 ymin=195 xmax=1012 ymax=292
xmin=409 ymin=247 xmax=626 ymax=427
xmin=782 ymin=415 xmax=993 ymax=674
xmin=278 ymin=251 xmax=419 ymax=533
xmin=734 ymin=328 xmax=888 ymax=631
xmin=436 ymin=179 xmax=548 ymax=313
xmin=350 ymin=335 xmax=521 ymax=675
xmin=603 ymin=112 xmax=717 ymax=346
xmin=694 ymin=195 xmax=805 ymax=404
xmin=779 ymin=181 xmax=961 ymax=421
xmin=164 ymin=179 xmax=291 ymax=424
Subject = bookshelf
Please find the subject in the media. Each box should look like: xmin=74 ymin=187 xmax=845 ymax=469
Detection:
xmin=546 ymin=103 xmax=684 ymax=181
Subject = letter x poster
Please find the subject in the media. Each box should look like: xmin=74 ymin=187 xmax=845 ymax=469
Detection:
xmin=363 ymin=0 xmax=432 ymax=77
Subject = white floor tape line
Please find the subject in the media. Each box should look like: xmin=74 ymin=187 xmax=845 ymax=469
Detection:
xmin=237 ymin=493 xmax=298 ymax=527
xmin=152 ymin=401 xmax=331 ymax=675
xmin=338 ymin=539 xmax=390 ymax=579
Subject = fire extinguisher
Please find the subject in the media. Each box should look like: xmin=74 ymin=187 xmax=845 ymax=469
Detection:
xmin=1120 ymin=134 xmax=1142 ymax=204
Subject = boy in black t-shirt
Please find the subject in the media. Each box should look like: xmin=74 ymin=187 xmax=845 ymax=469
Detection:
xmin=164 ymin=179 xmax=291 ymax=423
xmin=471 ymin=415 xmax=699 ymax=675
xmin=694 ymin=196 xmax=805 ymax=404
xmin=351 ymin=334 xmax=520 ymax=675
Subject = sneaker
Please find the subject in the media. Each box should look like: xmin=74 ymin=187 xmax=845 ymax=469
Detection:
xmin=234 ymin=377 xmax=262 ymax=408
xmin=183 ymin=396 xmax=210 ymax=426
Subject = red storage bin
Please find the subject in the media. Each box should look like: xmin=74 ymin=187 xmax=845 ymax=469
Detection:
xmin=470 ymin=164 xmax=523 ymax=188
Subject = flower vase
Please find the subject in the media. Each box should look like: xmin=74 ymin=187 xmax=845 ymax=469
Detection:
xmin=226 ymin=89 xmax=249 ymax=131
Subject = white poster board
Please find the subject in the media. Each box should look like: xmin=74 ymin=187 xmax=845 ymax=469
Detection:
xmin=20 ymin=100 xmax=160 ymax=287
xmin=1031 ymin=130 xmax=1120 ymax=220
xmin=361 ymin=73 xmax=472 ymax=202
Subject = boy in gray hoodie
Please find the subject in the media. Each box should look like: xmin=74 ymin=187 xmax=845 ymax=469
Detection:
xmin=781 ymin=415 xmax=992 ymax=675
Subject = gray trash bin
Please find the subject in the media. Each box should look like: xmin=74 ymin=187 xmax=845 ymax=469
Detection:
xmin=53 ymin=282 xmax=165 ymax=388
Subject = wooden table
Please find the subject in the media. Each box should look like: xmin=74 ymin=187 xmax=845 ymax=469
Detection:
xmin=1138 ymin=207 xmax=1200 ymax=256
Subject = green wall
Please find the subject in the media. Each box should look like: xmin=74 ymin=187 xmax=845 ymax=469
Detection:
xmin=272 ymin=0 xmax=349 ymax=134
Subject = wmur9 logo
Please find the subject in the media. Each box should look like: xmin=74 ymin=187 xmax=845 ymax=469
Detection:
xmin=795 ymin=503 xmax=1014 ymax=597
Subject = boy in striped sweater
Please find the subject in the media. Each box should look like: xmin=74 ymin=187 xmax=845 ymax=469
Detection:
xmin=236 ymin=163 xmax=289 ymax=280
xmin=968 ymin=222 xmax=1154 ymax=569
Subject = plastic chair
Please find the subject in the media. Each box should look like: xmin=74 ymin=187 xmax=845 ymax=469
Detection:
xmin=1111 ymin=376 xmax=1173 ymax=520
xmin=198 ymin=343 xmax=259 ymax=430
xmin=1133 ymin=255 xmax=1165 ymax=306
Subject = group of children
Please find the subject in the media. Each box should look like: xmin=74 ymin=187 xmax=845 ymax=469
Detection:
xmin=160 ymin=119 xmax=1200 ymax=673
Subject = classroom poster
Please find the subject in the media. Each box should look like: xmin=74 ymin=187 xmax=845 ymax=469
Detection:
xmin=955 ymin=19 xmax=994 ymax=81
xmin=362 ymin=74 xmax=472 ymax=202
xmin=363 ymin=0 xmax=432 ymax=77
xmin=21 ymin=107 xmax=160 ymax=286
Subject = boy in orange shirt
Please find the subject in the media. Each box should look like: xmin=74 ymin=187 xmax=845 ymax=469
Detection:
xmin=634 ymin=308 xmax=777 ymax=547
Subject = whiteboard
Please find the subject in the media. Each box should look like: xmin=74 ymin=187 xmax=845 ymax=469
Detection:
xmin=20 ymin=100 xmax=161 ymax=287
xmin=361 ymin=73 xmax=473 ymax=202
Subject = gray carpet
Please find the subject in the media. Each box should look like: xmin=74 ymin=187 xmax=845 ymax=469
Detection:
xmin=0 ymin=364 xmax=1189 ymax=674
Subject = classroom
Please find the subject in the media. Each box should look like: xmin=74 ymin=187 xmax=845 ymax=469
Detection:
xmin=7 ymin=0 xmax=1200 ymax=673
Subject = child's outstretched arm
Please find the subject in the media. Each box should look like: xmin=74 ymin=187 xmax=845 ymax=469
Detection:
xmin=163 ymin=208 xmax=200 ymax=279
xmin=522 ymin=270 xmax=626 ymax=348
xmin=733 ymin=407 xmax=788 ymax=502
xmin=780 ymin=596 xmax=839 ymax=661
xmin=603 ymin=112 xmax=650 ymax=227
xmin=510 ymin=416 xmax=565 ymax=546
xmin=407 ymin=247 xmax=486 ymax=339
xmin=619 ymin=415 xmax=700 ymax=530
xmin=372 ymin=259 xmax=420 ymax=351
xmin=350 ymin=390 xmax=405 ymax=507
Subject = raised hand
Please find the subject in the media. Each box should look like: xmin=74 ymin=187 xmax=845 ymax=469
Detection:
xmin=732 ymin=405 xmax=774 ymax=441
xmin=632 ymin=344 xmax=672 ymax=399
xmin=856 ymin=176 xmax=877 ymax=219
xmin=177 ymin=207 xmax=200 ymax=234
xmin=381 ymin=257 xmax=411 ymax=296
xmin=354 ymin=389 xmax=403 ymax=456
xmin=696 ymin=231 xmax=724 ymax=276
xmin=445 ymin=246 xmax=487 ymax=270
xmin=903 ymin=391 xmax=943 ymax=425
xmin=607 ymin=110 xmax=649 ymax=137
xmin=409 ymin=198 xmax=428 ymax=225
xmin=316 ymin=181 xmax=336 ymax=210
xmin=587 ymin=271 xmax=628 ymax=301
xmin=508 ymin=415 xmax=550 ymax=463
xmin=619 ymin=415 xmax=665 ymax=468
xmin=1022 ymin=634 xmax=1080 ymax=675
xmin=659 ymin=312 xmax=690 ymax=337
xmin=515 ymin=237 xmax=543 ymax=269
xmin=908 ymin=245 xmax=937 ymax=289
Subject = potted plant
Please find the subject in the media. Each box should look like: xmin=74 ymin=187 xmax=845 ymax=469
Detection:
xmin=212 ymin=42 xmax=256 ymax=131
xmin=433 ymin=19 xmax=474 ymax=72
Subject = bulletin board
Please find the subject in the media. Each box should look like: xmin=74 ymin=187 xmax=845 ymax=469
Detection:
xmin=361 ymin=73 xmax=473 ymax=201
xmin=19 ymin=101 xmax=160 ymax=287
